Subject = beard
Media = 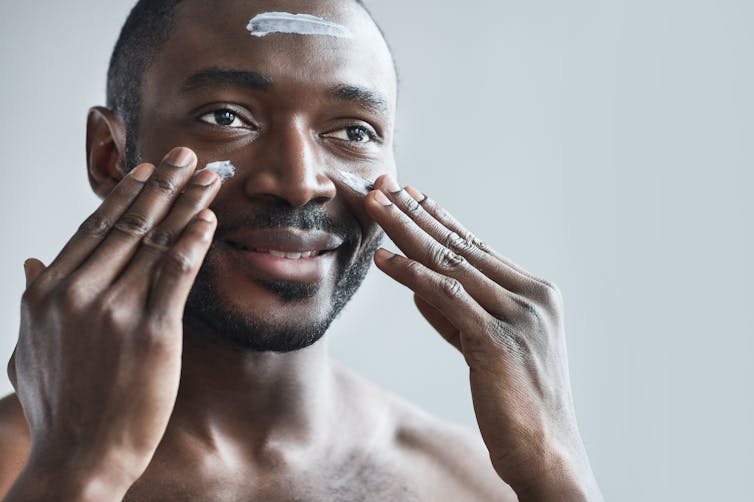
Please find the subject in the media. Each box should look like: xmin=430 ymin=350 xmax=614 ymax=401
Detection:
xmin=182 ymin=199 xmax=384 ymax=353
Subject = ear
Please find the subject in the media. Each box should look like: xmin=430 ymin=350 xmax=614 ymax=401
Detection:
xmin=86 ymin=106 xmax=128 ymax=200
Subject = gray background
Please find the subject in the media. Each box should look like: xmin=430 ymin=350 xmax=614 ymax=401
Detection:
xmin=1 ymin=1 xmax=752 ymax=501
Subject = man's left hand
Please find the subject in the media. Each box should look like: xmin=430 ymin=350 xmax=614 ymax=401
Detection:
xmin=365 ymin=175 xmax=603 ymax=502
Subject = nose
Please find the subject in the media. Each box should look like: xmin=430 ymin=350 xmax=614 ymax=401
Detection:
xmin=242 ymin=117 xmax=336 ymax=208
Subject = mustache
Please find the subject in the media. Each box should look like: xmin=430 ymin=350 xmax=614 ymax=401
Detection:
xmin=214 ymin=201 xmax=356 ymax=241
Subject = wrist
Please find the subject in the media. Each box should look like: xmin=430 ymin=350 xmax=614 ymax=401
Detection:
xmin=4 ymin=451 xmax=137 ymax=502
xmin=494 ymin=444 xmax=602 ymax=502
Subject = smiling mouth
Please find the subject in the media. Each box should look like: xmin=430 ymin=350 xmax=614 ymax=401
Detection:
xmin=227 ymin=241 xmax=331 ymax=260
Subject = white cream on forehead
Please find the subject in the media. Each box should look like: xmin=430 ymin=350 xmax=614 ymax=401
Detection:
xmin=246 ymin=12 xmax=353 ymax=39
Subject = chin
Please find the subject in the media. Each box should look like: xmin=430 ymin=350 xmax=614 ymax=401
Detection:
xmin=182 ymin=240 xmax=375 ymax=353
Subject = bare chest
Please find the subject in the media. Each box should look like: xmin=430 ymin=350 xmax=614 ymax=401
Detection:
xmin=122 ymin=458 xmax=422 ymax=502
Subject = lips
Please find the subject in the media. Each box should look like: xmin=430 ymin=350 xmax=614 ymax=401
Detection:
xmin=224 ymin=227 xmax=343 ymax=253
xmin=220 ymin=227 xmax=344 ymax=283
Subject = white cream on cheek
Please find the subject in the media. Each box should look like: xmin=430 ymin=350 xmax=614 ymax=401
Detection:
xmin=196 ymin=160 xmax=236 ymax=183
xmin=337 ymin=171 xmax=375 ymax=196
xmin=246 ymin=12 xmax=352 ymax=39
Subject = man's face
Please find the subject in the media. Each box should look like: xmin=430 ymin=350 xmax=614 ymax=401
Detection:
xmin=131 ymin=0 xmax=397 ymax=351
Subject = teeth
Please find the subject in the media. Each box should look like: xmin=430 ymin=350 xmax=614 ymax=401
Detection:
xmin=252 ymin=249 xmax=321 ymax=260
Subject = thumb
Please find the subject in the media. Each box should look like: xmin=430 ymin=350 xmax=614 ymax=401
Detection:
xmin=23 ymin=258 xmax=46 ymax=288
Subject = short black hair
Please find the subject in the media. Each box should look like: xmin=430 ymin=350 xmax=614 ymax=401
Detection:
xmin=106 ymin=0 xmax=384 ymax=168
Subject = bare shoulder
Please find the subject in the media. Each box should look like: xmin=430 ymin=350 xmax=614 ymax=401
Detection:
xmin=0 ymin=393 xmax=30 ymax=497
xmin=334 ymin=366 xmax=517 ymax=501
xmin=388 ymin=396 xmax=517 ymax=501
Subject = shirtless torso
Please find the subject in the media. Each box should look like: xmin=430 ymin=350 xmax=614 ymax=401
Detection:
xmin=0 ymin=365 xmax=517 ymax=501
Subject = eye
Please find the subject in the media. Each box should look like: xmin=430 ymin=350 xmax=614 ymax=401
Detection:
xmin=198 ymin=109 xmax=247 ymax=128
xmin=325 ymin=125 xmax=378 ymax=144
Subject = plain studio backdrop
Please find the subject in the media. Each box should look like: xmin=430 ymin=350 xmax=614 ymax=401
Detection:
xmin=1 ymin=1 xmax=752 ymax=500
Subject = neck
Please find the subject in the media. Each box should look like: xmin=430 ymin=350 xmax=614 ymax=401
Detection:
xmin=166 ymin=319 xmax=336 ymax=459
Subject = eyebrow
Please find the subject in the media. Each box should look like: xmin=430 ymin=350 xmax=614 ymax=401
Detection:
xmin=181 ymin=67 xmax=390 ymax=116
xmin=180 ymin=68 xmax=274 ymax=93
xmin=329 ymin=85 xmax=390 ymax=115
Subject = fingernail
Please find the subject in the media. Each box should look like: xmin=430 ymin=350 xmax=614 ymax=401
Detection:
xmin=166 ymin=147 xmax=195 ymax=168
xmin=192 ymin=169 xmax=219 ymax=186
xmin=373 ymin=190 xmax=393 ymax=206
xmin=405 ymin=186 xmax=426 ymax=202
xmin=375 ymin=248 xmax=395 ymax=261
xmin=382 ymin=175 xmax=401 ymax=193
xmin=197 ymin=209 xmax=216 ymax=223
xmin=130 ymin=163 xmax=154 ymax=182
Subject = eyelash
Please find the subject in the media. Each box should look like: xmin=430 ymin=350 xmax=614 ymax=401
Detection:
xmin=197 ymin=108 xmax=381 ymax=145
xmin=198 ymin=108 xmax=252 ymax=129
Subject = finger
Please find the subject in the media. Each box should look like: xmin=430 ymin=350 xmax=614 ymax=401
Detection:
xmin=384 ymin=183 xmax=536 ymax=296
xmin=413 ymin=293 xmax=463 ymax=352
xmin=35 ymin=163 xmax=154 ymax=290
xmin=74 ymin=147 xmax=199 ymax=289
xmin=23 ymin=258 xmax=46 ymax=288
xmin=365 ymin=187 xmax=517 ymax=317
xmin=373 ymin=249 xmax=488 ymax=338
xmin=148 ymin=209 xmax=217 ymax=318
xmin=115 ymin=169 xmax=220 ymax=298
xmin=403 ymin=183 xmax=552 ymax=290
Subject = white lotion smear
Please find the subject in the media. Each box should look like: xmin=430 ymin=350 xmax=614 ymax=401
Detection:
xmin=197 ymin=160 xmax=236 ymax=183
xmin=337 ymin=171 xmax=375 ymax=196
xmin=246 ymin=12 xmax=353 ymax=39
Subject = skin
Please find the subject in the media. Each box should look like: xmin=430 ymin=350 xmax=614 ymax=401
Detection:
xmin=0 ymin=0 xmax=602 ymax=500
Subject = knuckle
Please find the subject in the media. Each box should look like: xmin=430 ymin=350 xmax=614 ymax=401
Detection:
xmin=420 ymin=197 xmax=439 ymax=213
xmin=403 ymin=195 xmax=422 ymax=215
xmin=143 ymin=227 xmax=174 ymax=250
xmin=428 ymin=245 xmax=465 ymax=272
xmin=147 ymin=175 xmax=178 ymax=196
xmin=439 ymin=276 xmax=464 ymax=299
xmin=542 ymin=281 xmax=563 ymax=302
xmin=474 ymin=238 xmax=492 ymax=253
xmin=532 ymin=279 xmax=563 ymax=307
xmin=78 ymin=213 xmax=112 ymax=238
xmin=163 ymin=250 xmax=194 ymax=275
xmin=98 ymin=296 xmax=129 ymax=330
xmin=513 ymin=295 xmax=539 ymax=317
xmin=512 ymin=295 xmax=549 ymax=327
xmin=443 ymin=231 xmax=474 ymax=254
xmin=115 ymin=212 xmax=151 ymax=238
xmin=57 ymin=283 xmax=91 ymax=311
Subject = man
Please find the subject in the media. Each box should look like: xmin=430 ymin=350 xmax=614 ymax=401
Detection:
xmin=0 ymin=0 xmax=603 ymax=500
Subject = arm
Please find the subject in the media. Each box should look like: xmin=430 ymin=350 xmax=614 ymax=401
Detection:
xmin=4 ymin=147 xmax=219 ymax=501
xmin=365 ymin=175 xmax=603 ymax=501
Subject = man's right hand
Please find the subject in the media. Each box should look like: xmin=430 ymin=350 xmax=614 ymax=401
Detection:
xmin=5 ymin=147 xmax=220 ymax=500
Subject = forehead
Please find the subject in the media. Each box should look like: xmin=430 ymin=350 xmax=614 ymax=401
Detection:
xmin=142 ymin=0 xmax=396 ymax=112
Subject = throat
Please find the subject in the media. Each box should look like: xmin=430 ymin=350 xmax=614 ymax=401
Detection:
xmin=169 ymin=331 xmax=336 ymax=455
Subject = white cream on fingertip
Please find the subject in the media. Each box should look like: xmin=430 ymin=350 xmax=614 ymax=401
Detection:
xmin=197 ymin=160 xmax=236 ymax=183
xmin=246 ymin=12 xmax=353 ymax=39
